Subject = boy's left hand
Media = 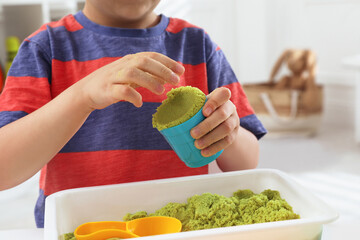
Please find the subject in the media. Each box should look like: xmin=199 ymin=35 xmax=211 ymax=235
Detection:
xmin=190 ymin=87 xmax=239 ymax=157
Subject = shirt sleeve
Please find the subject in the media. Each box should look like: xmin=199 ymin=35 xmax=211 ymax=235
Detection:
xmin=0 ymin=39 xmax=52 ymax=128
xmin=205 ymin=36 xmax=267 ymax=139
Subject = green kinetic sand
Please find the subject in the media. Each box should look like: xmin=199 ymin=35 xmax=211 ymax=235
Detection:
xmin=124 ymin=189 xmax=300 ymax=232
xmin=152 ymin=86 xmax=206 ymax=131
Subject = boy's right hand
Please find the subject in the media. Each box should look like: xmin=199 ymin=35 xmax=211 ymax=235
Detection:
xmin=76 ymin=52 xmax=185 ymax=111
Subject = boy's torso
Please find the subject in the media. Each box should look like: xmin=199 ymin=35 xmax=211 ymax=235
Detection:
xmin=35 ymin=13 xmax=212 ymax=196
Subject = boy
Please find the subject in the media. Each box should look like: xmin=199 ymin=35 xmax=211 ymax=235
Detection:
xmin=0 ymin=0 xmax=266 ymax=227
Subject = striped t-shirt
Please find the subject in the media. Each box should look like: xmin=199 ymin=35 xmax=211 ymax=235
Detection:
xmin=0 ymin=11 xmax=266 ymax=227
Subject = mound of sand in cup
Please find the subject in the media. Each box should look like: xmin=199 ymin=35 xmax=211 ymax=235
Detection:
xmin=152 ymin=86 xmax=206 ymax=131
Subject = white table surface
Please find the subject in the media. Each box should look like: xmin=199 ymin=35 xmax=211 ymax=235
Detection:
xmin=0 ymin=229 xmax=43 ymax=240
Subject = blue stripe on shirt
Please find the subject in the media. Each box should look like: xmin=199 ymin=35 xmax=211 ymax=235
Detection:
xmin=59 ymin=102 xmax=265 ymax=153
xmin=12 ymin=29 xmax=210 ymax=78
xmin=60 ymin=101 xmax=171 ymax=153
xmin=0 ymin=111 xmax=28 ymax=128
xmin=240 ymin=114 xmax=267 ymax=140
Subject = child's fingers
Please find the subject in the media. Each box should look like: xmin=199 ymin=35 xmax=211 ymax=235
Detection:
xmin=136 ymin=57 xmax=180 ymax=85
xmin=116 ymin=67 xmax=165 ymax=95
xmin=85 ymin=52 xmax=184 ymax=110
xmin=194 ymin=113 xmax=239 ymax=150
xmin=203 ymin=87 xmax=231 ymax=117
xmin=115 ymin=52 xmax=185 ymax=94
xmin=191 ymin=101 xmax=236 ymax=139
xmin=200 ymin=127 xmax=238 ymax=157
xmin=142 ymin=52 xmax=185 ymax=76
xmin=111 ymin=84 xmax=143 ymax=108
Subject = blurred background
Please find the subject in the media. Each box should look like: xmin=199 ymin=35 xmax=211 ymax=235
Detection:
xmin=0 ymin=0 xmax=359 ymax=238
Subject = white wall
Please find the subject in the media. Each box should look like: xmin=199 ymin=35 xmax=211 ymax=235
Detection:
xmin=155 ymin=0 xmax=269 ymax=83
xmin=266 ymin=0 xmax=360 ymax=86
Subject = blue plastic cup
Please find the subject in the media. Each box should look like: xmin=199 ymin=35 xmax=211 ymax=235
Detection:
xmin=160 ymin=102 xmax=224 ymax=168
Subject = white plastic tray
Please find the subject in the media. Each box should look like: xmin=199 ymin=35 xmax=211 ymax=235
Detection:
xmin=44 ymin=169 xmax=338 ymax=240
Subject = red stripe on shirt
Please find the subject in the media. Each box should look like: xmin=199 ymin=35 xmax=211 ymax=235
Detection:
xmin=0 ymin=76 xmax=51 ymax=113
xmin=52 ymin=58 xmax=209 ymax=101
xmin=39 ymin=150 xmax=208 ymax=196
xmin=51 ymin=57 xmax=118 ymax=97
xmin=166 ymin=18 xmax=201 ymax=34
xmin=26 ymin=14 xmax=83 ymax=39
